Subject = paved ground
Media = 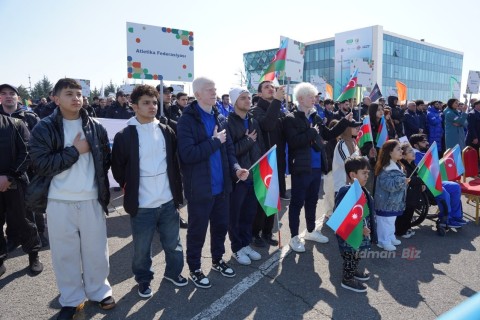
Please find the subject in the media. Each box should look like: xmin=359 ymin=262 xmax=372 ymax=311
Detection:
xmin=1 ymin=177 xmax=480 ymax=320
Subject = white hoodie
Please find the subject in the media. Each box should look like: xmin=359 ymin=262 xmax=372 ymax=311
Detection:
xmin=126 ymin=117 xmax=173 ymax=208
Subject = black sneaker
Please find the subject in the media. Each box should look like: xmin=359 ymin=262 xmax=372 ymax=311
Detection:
xmin=0 ymin=262 xmax=5 ymax=278
xmin=354 ymin=270 xmax=370 ymax=281
xmin=211 ymin=260 xmax=235 ymax=278
xmin=252 ymin=235 xmax=266 ymax=247
xmin=189 ymin=270 xmax=211 ymax=289
xmin=28 ymin=253 xmax=43 ymax=275
xmin=39 ymin=232 xmax=49 ymax=247
xmin=138 ymin=282 xmax=153 ymax=298
xmin=262 ymin=234 xmax=279 ymax=246
xmin=57 ymin=306 xmax=77 ymax=320
xmin=341 ymin=278 xmax=367 ymax=293
xmin=98 ymin=296 xmax=116 ymax=310
xmin=164 ymin=274 xmax=188 ymax=287
xmin=180 ymin=216 xmax=188 ymax=229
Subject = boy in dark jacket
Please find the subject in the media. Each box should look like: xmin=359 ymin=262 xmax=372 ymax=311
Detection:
xmin=226 ymin=87 xmax=265 ymax=265
xmin=111 ymin=85 xmax=186 ymax=298
xmin=334 ymin=156 xmax=377 ymax=293
xmin=27 ymin=78 xmax=115 ymax=319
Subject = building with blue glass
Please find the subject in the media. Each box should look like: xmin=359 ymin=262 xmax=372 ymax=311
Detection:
xmin=243 ymin=25 xmax=463 ymax=102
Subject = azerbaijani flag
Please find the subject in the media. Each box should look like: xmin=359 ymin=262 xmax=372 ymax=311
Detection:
xmin=375 ymin=116 xmax=388 ymax=148
xmin=259 ymin=39 xmax=288 ymax=82
xmin=327 ymin=179 xmax=369 ymax=250
xmin=440 ymin=144 xmax=464 ymax=181
xmin=252 ymin=145 xmax=281 ymax=216
xmin=336 ymin=69 xmax=358 ymax=102
xmin=356 ymin=116 xmax=373 ymax=149
xmin=417 ymin=141 xmax=443 ymax=196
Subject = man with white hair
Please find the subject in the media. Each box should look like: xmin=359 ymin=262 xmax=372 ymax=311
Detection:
xmin=176 ymin=77 xmax=249 ymax=288
xmin=283 ymin=82 xmax=352 ymax=253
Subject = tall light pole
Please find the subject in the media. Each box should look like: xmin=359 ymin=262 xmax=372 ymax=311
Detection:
xmin=234 ymin=71 xmax=246 ymax=87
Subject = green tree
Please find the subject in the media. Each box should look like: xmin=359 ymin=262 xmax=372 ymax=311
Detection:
xmin=89 ymin=87 xmax=100 ymax=104
xmin=17 ymin=85 xmax=31 ymax=102
xmin=104 ymin=80 xmax=117 ymax=97
xmin=30 ymin=76 xmax=53 ymax=101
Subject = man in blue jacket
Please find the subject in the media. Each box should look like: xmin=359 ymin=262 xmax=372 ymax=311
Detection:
xmin=177 ymin=77 xmax=249 ymax=289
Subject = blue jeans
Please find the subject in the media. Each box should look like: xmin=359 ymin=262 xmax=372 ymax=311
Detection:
xmin=130 ymin=200 xmax=184 ymax=284
xmin=289 ymin=169 xmax=322 ymax=237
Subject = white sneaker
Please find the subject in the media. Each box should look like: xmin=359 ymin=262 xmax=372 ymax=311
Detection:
xmin=232 ymin=248 xmax=251 ymax=265
xmin=401 ymin=230 xmax=415 ymax=239
xmin=243 ymin=246 xmax=261 ymax=261
xmin=377 ymin=243 xmax=396 ymax=251
xmin=289 ymin=236 xmax=305 ymax=253
xmin=302 ymin=230 xmax=329 ymax=243
xmin=391 ymin=238 xmax=401 ymax=246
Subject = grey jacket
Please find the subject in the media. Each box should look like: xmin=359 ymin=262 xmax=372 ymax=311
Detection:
xmin=374 ymin=161 xmax=407 ymax=216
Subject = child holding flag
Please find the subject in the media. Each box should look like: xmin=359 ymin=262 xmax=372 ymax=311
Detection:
xmin=374 ymin=140 xmax=409 ymax=251
xmin=334 ymin=156 xmax=377 ymax=293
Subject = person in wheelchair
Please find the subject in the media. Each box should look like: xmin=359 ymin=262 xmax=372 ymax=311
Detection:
xmin=397 ymin=143 xmax=425 ymax=238
xmin=409 ymin=134 xmax=467 ymax=228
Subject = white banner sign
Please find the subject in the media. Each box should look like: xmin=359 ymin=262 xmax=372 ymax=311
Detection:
xmin=74 ymin=79 xmax=91 ymax=97
xmin=126 ymin=22 xmax=194 ymax=82
xmin=466 ymin=71 xmax=480 ymax=94
xmin=281 ymin=36 xmax=305 ymax=83
xmin=96 ymin=118 xmax=130 ymax=188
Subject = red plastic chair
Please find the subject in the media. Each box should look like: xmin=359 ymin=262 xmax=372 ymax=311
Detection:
xmin=458 ymin=147 xmax=480 ymax=224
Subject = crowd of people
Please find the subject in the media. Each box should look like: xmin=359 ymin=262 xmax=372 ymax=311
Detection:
xmin=0 ymin=77 xmax=479 ymax=319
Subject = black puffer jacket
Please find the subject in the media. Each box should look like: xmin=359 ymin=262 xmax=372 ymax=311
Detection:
xmin=284 ymin=110 xmax=351 ymax=175
xmin=0 ymin=106 xmax=40 ymax=133
xmin=226 ymin=111 xmax=265 ymax=181
xmin=26 ymin=108 xmax=111 ymax=213
xmin=251 ymin=97 xmax=285 ymax=151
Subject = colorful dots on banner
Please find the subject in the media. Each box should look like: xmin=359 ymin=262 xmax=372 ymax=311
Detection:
xmin=128 ymin=27 xmax=134 ymax=33
xmin=160 ymin=27 xmax=194 ymax=48
xmin=182 ymin=65 xmax=186 ymax=69
xmin=127 ymin=56 xmax=132 ymax=61
xmin=136 ymin=38 xmax=141 ymax=43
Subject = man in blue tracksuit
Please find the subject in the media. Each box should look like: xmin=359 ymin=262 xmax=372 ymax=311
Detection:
xmin=177 ymin=77 xmax=249 ymax=289
xmin=409 ymin=134 xmax=466 ymax=228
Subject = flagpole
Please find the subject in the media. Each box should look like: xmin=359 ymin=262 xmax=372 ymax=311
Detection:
xmin=247 ymin=145 xmax=277 ymax=171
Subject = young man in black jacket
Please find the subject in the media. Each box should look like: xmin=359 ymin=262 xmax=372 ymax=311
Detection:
xmin=226 ymin=87 xmax=265 ymax=266
xmin=250 ymin=81 xmax=286 ymax=247
xmin=27 ymin=78 xmax=114 ymax=319
xmin=283 ymin=82 xmax=352 ymax=253
xmin=111 ymin=85 xmax=186 ymax=298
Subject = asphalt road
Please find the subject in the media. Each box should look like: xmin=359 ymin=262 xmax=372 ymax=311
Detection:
xmin=1 ymin=177 xmax=479 ymax=320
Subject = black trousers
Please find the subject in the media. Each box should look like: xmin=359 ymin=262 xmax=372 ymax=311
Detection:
xmin=252 ymin=203 xmax=275 ymax=237
xmin=395 ymin=206 xmax=415 ymax=236
xmin=277 ymin=147 xmax=287 ymax=197
xmin=341 ymin=251 xmax=360 ymax=280
xmin=0 ymin=182 xmax=41 ymax=260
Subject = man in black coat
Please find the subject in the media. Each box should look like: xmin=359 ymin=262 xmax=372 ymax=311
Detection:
xmin=466 ymin=100 xmax=480 ymax=150
xmin=250 ymin=80 xmax=287 ymax=247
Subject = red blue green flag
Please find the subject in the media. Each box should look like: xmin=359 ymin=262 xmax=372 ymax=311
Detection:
xmin=336 ymin=69 xmax=358 ymax=102
xmin=375 ymin=116 xmax=388 ymax=148
xmin=326 ymin=179 xmax=369 ymax=250
xmin=417 ymin=141 xmax=443 ymax=196
xmin=252 ymin=146 xmax=281 ymax=216
xmin=356 ymin=116 xmax=373 ymax=149
xmin=440 ymin=144 xmax=464 ymax=181
xmin=259 ymin=39 xmax=288 ymax=82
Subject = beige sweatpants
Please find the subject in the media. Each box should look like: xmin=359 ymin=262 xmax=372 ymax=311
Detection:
xmin=46 ymin=199 xmax=112 ymax=307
